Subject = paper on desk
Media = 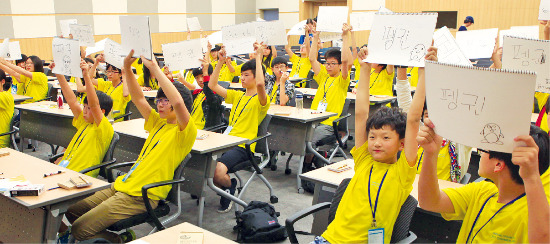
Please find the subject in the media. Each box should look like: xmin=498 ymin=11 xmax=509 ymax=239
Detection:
xmin=456 ymin=28 xmax=498 ymax=59
xmin=178 ymin=232 xmax=204 ymax=244
xmin=52 ymin=37 xmax=83 ymax=78
xmin=502 ymin=36 xmax=550 ymax=93
xmin=316 ymin=6 xmax=349 ymax=33
xmin=120 ymin=16 xmax=153 ymax=60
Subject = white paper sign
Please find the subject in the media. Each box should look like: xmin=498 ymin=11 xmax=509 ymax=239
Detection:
xmin=207 ymin=31 xmax=223 ymax=45
xmin=200 ymin=38 xmax=208 ymax=53
xmin=120 ymin=16 xmax=153 ymax=60
xmin=502 ymin=36 xmax=550 ymax=93
xmin=104 ymin=38 xmax=124 ymax=69
xmin=540 ymin=0 xmax=550 ymax=20
xmin=287 ymin=20 xmax=307 ymax=36
xmin=379 ymin=6 xmax=393 ymax=13
xmin=320 ymin=32 xmax=341 ymax=43
xmin=316 ymin=6 xmax=349 ymax=33
xmin=425 ymin=61 xmax=536 ymax=153
xmin=162 ymin=39 xmax=203 ymax=71
xmin=7 ymin=41 xmax=22 ymax=60
xmin=59 ymin=19 xmax=77 ymax=37
xmin=187 ymin=17 xmax=202 ymax=32
xmin=52 ymin=38 xmax=83 ymax=78
xmin=222 ymin=22 xmax=256 ymax=56
xmin=69 ymin=24 xmax=95 ymax=47
xmin=85 ymin=38 xmax=107 ymax=56
xmin=350 ymin=12 xmax=376 ymax=31
xmin=456 ymin=28 xmax=498 ymax=59
xmin=255 ymin=21 xmax=288 ymax=45
xmin=365 ymin=13 xmax=438 ymax=67
xmin=499 ymin=26 xmax=539 ymax=46
xmin=0 ymin=39 xmax=9 ymax=58
xmin=433 ymin=27 xmax=472 ymax=66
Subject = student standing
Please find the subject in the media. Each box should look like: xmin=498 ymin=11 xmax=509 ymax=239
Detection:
xmin=458 ymin=16 xmax=474 ymax=31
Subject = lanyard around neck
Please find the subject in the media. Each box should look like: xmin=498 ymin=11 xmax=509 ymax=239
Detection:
xmin=322 ymin=76 xmax=335 ymax=101
xmin=65 ymin=125 xmax=89 ymax=161
xmin=229 ymin=94 xmax=257 ymax=127
xmin=368 ymin=166 xmax=389 ymax=228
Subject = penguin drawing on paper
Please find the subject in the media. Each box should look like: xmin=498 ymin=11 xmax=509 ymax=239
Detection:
xmin=480 ymin=123 xmax=504 ymax=145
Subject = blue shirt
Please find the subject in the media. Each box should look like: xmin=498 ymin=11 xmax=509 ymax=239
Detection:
xmin=458 ymin=26 xmax=468 ymax=31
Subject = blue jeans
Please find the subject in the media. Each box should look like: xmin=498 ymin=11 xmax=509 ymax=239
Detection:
xmin=310 ymin=236 xmax=331 ymax=244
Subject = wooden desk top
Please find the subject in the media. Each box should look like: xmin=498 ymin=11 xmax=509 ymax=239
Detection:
xmin=15 ymin=101 xmax=74 ymax=118
xmin=142 ymin=90 xmax=158 ymax=99
xmin=129 ymin=222 xmax=237 ymax=244
xmin=13 ymin=94 xmax=32 ymax=103
xmin=268 ymin=104 xmax=337 ymax=123
xmin=296 ymin=88 xmax=396 ymax=103
xmin=0 ymin=148 xmax=110 ymax=209
xmin=49 ymin=81 xmax=77 ymax=91
xmin=229 ymin=83 xmax=243 ymax=89
xmin=112 ymin=119 xmax=249 ymax=154
xmin=300 ymin=159 xmax=463 ymax=201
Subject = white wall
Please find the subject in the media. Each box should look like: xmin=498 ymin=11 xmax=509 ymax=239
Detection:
xmin=256 ymin=0 xmax=300 ymax=29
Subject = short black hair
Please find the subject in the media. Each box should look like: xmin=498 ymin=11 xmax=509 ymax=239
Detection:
xmin=306 ymin=18 xmax=315 ymax=25
xmin=366 ymin=107 xmax=407 ymax=139
xmin=271 ymin=57 xmax=288 ymax=68
xmin=488 ymin=124 xmax=550 ymax=185
xmin=192 ymin=64 xmax=213 ymax=77
xmin=0 ymin=69 xmax=11 ymax=92
xmin=211 ymin=45 xmax=222 ymax=52
xmin=16 ymin=54 xmax=27 ymax=66
xmin=106 ymin=63 xmax=121 ymax=73
xmin=241 ymin=59 xmax=266 ymax=78
xmin=325 ymin=48 xmax=342 ymax=64
xmin=28 ymin=56 xmax=44 ymax=73
xmin=83 ymin=90 xmax=113 ymax=116
xmin=84 ymin=58 xmax=94 ymax=64
xmin=156 ymin=82 xmax=193 ymax=112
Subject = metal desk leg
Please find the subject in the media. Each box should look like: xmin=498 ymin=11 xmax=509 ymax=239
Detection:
xmin=198 ymin=196 xmax=205 ymax=227
xmin=306 ymin=141 xmax=330 ymax=166
xmin=43 ymin=204 xmax=70 ymax=243
xmin=297 ymin=155 xmax=305 ymax=194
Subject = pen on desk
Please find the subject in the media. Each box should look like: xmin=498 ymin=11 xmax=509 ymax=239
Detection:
xmin=48 ymin=186 xmax=61 ymax=191
xmin=44 ymin=170 xmax=65 ymax=178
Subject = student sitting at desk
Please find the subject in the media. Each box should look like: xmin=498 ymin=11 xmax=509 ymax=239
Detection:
xmin=313 ymin=46 xmax=432 ymax=244
xmin=417 ymin=121 xmax=549 ymax=243
xmin=0 ymin=55 xmax=48 ymax=103
xmin=138 ymin=56 xmax=161 ymax=91
xmin=51 ymin=60 xmax=114 ymax=177
xmin=209 ymin=44 xmax=269 ymax=213
xmin=207 ymin=43 xmax=238 ymax=83
xmin=304 ymin=24 xmax=352 ymax=166
xmin=0 ymin=70 xmax=14 ymax=149
xmin=285 ymin=26 xmax=312 ymax=88
xmin=265 ymin=57 xmax=295 ymax=106
xmin=60 ymin=50 xmax=197 ymax=243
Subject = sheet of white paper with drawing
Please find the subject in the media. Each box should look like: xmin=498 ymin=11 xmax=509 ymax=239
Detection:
xmin=287 ymin=20 xmax=307 ymax=36
xmin=200 ymin=38 xmax=208 ymax=53
xmin=222 ymin=22 xmax=256 ymax=56
xmin=52 ymin=38 xmax=83 ymax=78
xmin=255 ymin=20 xmax=287 ymax=45
xmin=540 ymin=0 xmax=550 ymax=20
xmin=162 ymin=39 xmax=202 ymax=71
xmin=187 ymin=17 xmax=202 ymax=32
xmin=207 ymin=31 xmax=223 ymax=45
xmin=365 ymin=13 xmax=438 ymax=67
xmin=320 ymin=32 xmax=341 ymax=43
xmin=120 ymin=16 xmax=153 ymax=60
xmin=425 ymin=61 xmax=536 ymax=153
xmin=59 ymin=19 xmax=77 ymax=37
xmin=378 ymin=6 xmax=393 ymax=13
xmin=85 ymin=38 xmax=107 ymax=56
xmin=433 ymin=27 xmax=472 ymax=66
xmin=104 ymin=38 xmax=124 ymax=69
xmin=0 ymin=39 xmax=9 ymax=58
xmin=456 ymin=28 xmax=498 ymax=59
xmin=69 ymin=24 xmax=95 ymax=47
xmin=499 ymin=26 xmax=539 ymax=47
xmin=316 ymin=6 xmax=349 ymax=33
xmin=502 ymin=36 xmax=550 ymax=93
xmin=7 ymin=41 xmax=22 ymax=60
xmin=350 ymin=12 xmax=376 ymax=31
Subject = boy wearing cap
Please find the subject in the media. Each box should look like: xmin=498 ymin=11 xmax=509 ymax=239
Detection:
xmin=459 ymin=16 xmax=474 ymax=31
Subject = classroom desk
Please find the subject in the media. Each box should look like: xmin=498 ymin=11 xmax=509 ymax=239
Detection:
xmin=112 ymin=119 xmax=248 ymax=227
xmin=13 ymin=94 xmax=32 ymax=104
xmin=228 ymin=82 xmax=245 ymax=90
xmin=15 ymin=101 xmax=76 ymax=152
xmin=300 ymin=159 xmax=463 ymax=235
xmin=126 ymin=90 xmax=158 ymax=119
xmin=49 ymin=81 xmax=77 ymax=92
xmin=0 ymin=148 xmax=110 ymax=243
xmin=129 ymin=222 xmax=237 ymax=244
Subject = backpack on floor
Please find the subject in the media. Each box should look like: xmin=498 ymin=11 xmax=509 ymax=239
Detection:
xmin=234 ymin=201 xmax=287 ymax=243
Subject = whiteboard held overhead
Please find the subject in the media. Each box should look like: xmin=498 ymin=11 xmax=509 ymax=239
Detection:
xmin=103 ymin=38 xmax=124 ymax=69
xmin=69 ymin=24 xmax=95 ymax=47
xmin=350 ymin=12 xmax=376 ymax=31
xmin=539 ymin=0 xmax=550 ymax=20
xmin=120 ymin=15 xmax=153 ymax=60
xmin=0 ymin=39 xmax=9 ymax=59
xmin=7 ymin=41 xmax=22 ymax=60
xmin=207 ymin=31 xmax=223 ymax=45
xmin=433 ymin=26 xmax=472 ymax=66
xmin=187 ymin=17 xmax=202 ymax=32
xmin=162 ymin=39 xmax=202 ymax=71
xmin=52 ymin=37 xmax=83 ymax=78
xmin=255 ymin=21 xmax=287 ymax=46
xmin=425 ymin=61 xmax=536 ymax=153
xmin=59 ymin=19 xmax=77 ymax=37
xmin=365 ymin=13 xmax=438 ymax=67
xmin=222 ymin=22 xmax=256 ymax=56
xmin=502 ymin=36 xmax=550 ymax=93
xmin=456 ymin=28 xmax=498 ymax=59
xmin=287 ymin=20 xmax=307 ymax=36
xmin=316 ymin=6 xmax=349 ymax=33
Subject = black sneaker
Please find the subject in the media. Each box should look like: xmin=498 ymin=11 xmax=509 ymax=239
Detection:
xmin=217 ymin=178 xmax=237 ymax=213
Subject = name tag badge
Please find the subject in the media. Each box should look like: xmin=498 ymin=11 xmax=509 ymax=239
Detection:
xmin=59 ymin=160 xmax=70 ymax=168
xmin=318 ymin=102 xmax=328 ymax=112
xmin=293 ymin=73 xmax=299 ymax=78
xmin=368 ymin=228 xmax=384 ymax=244
xmin=223 ymin=126 xmax=233 ymax=135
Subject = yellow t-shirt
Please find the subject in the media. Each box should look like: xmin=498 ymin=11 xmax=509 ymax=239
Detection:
xmin=19 ymin=72 xmax=48 ymax=103
xmin=137 ymin=74 xmax=159 ymax=90
xmin=16 ymin=83 xmax=24 ymax=95
xmin=183 ymin=70 xmax=195 ymax=85
xmin=535 ymin=92 xmax=549 ymax=112
xmin=442 ymin=181 xmax=530 ymax=243
xmin=369 ymin=68 xmax=394 ymax=96
xmin=416 ymin=144 xmax=452 ymax=181
xmin=263 ymin=56 xmax=274 ymax=75
xmin=290 ymin=55 xmax=311 ymax=88
xmin=97 ymin=79 xmax=131 ymax=122
xmin=540 ymin=111 xmax=548 ymax=132
xmin=191 ymin=92 xmax=206 ymax=130
xmin=407 ymin=67 xmax=419 ymax=87
xmin=132 ymin=59 xmax=143 ymax=77
xmin=312 ymin=66 xmax=350 ymax=126
xmin=322 ymin=142 xmax=417 ymax=243
xmin=0 ymin=91 xmax=14 ymax=148
xmin=114 ymin=109 xmax=197 ymax=200
xmin=353 ymin=59 xmax=361 ymax=81
xmin=211 ymin=60 xmax=239 ymax=82
xmin=225 ymin=89 xmax=270 ymax=152
xmin=61 ymin=113 xmax=114 ymax=177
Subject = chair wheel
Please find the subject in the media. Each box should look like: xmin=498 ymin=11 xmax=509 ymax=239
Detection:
xmin=281 ymin=152 xmax=286 ymax=156
xmin=270 ymin=196 xmax=278 ymax=203
xmin=298 ymin=188 xmax=304 ymax=194
xmin=285 ymin=169 xmax=291 ymax=175
xmin=270 ymin=164 xmax=277 ymax=171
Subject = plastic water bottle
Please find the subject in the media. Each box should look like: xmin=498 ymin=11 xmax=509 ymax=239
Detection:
xmin=296 ymin=93 xmax=303 ymax=115
xmin=57 ymin=93 xmax=63 ymax=109
xmin=107 ymin=111 xmax=115 ymax=125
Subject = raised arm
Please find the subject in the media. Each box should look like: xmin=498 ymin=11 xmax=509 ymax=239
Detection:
xmin=355 ymin=47 xmax=372 ymax=148
xmin=121 ymin=69 xmax=130 ymax=97
xmin=395 ymin=66 xmax=413 ymax=113
xmin=0 ymin=57 xmax=32 ymax=79
xmin=123 ymin=50 xmax=152 ymax=120
xmin=309 ymin=30 xmax=322 ymax=75
xmin=255 ymin=42 xmax=268 ymax=106
xmin=541 ymin=20 xmax=550 ymax=40
xmin=89 ymin=54 xmax=103 ymax=77
xmin=386 ymin=65 xmax=395 ymax=75
xmin=271 ymin=46 xmax=277 ymax=58
xmin=489 ymin=38 xmax=502 ymax=69
xmin=285 ymin=35 xmax=295 ymax=57
xmin=53 ymin=62 xmax=82 ymax=118
xmin=340 ymin=24 xmax=352 ymax=80
xmin=141 ymin=55 xmax=191 ymax=130
xmin=279 ymin=72 xmax=290 ymax=105
xmin=82 ymin=60 xmax=105 ymax=126
xmin=0 ymin=61 xmax=21 ymax=82
xmin=208 ymin=48 xmax=228 ymax=98
xmin=226 ymin=58 xmax=236 ymax=73
xmin=74 ymin=77 xmax=86 ymax=93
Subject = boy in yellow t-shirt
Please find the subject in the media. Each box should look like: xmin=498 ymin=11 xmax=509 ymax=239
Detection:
xmin=0 ymin=70 xmax=14 ymax=148
xmin=61 ymin=50 xmax=197 ymax=242
xmin=285 ymin=30 xmax=312 ymax=88
xmin=209 ymin=44 xmax=270 ymax=213
xmin=52 ymin=60 xmax=114 ymax=177
xmin=418 ymin=120 xmax=550 ymax=243
xmin=313 ymin=46 xmax=434 ymax=244
xmin=0 ymin=55 xmax=48 ymax=103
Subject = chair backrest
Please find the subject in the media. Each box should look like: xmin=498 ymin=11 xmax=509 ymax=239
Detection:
xmin=102 ymin=132 xmax=120 ymax=162
xmin=328 ymin=178 xmax=352 ymax=224
xmin=231 ymin=76 xmax=240 ymax=84
xmin=254 ymin=114 xmax=272 ymax=156
xmin=390 ymin=195 xmax=418 ymax=243
xmin=165 ymin=154 xmax=192 ymax=204
xmin=287 ymin=90 xmax=301 ymax=107
xmin=219 ymin=81 xmax=231 ymax=89
xmin=337 ymin=99 xmax=351 ymax=132
xmin=46 ymin=82 xmax=54 ymax=100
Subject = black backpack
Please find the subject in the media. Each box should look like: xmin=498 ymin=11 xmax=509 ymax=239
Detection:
xmin=234 ymin=201 xmax=288 ymax=243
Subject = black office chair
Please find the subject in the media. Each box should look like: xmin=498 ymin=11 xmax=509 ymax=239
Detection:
xmin=0 ymin=112 xmax=19 ymax=150
xmin=218 ymin=81 xmax=231 ymax=89
xmin=113 ymin=105 xmax=133 ymax=122
xmin=35 ymin=83 xmax=54 ymax=102
xmin=285 ymin=178 xmax=417 ymax=244
xmin=460 ymin=172 xmax=472 ymax=184
xmin=105 ymin=154 xmax=192 ymax=234
xmin=231 ymin=76 xmax=240 ymax=83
